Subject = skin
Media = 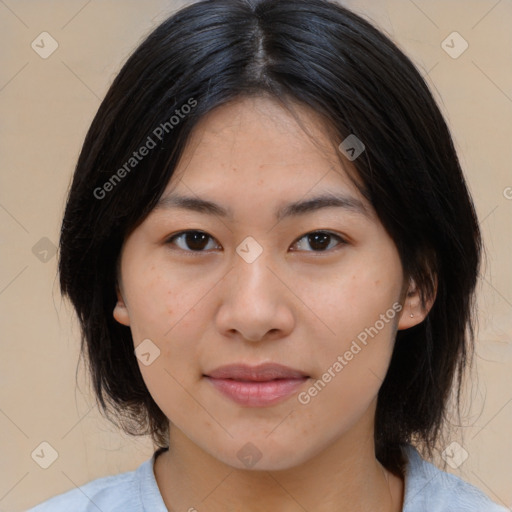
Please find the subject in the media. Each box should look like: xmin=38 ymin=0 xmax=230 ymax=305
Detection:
xmin=113 ymin=95 xmax=434 ymax=512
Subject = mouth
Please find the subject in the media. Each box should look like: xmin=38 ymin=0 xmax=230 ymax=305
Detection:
xmin=203 ymin=363 xmax=310 ymax=407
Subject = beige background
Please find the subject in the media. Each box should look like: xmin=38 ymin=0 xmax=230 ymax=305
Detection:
xmin=1 ymin=0 xmax=511 ymax=510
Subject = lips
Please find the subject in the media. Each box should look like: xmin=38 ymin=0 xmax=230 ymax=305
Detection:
xmin=204 ymin=363 xmax=309 ymax=407
xmin=206 ymin=363 xmax=308 ymax=381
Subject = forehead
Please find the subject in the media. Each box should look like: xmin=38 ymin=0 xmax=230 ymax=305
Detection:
xmin=159 ymin=95 xmax=370 ymax=213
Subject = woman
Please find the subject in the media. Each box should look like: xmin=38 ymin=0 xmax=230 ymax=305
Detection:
xmin=28 ymin=0 xmax=507 ymax=510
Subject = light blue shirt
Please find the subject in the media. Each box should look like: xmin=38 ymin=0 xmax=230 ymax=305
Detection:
xmin=27 ymin=444 xmax=508 ymax=511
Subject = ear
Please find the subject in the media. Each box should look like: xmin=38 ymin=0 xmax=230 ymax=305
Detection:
xmin=397 ymin=276 xmax=436 ymax=330
xmin=113 ymin=285 xmax=131 ymax=326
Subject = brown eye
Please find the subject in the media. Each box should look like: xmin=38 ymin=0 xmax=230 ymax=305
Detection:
xmin=166 ymin=231 xmax=219 ymax=252
xmin=291 ymin=231 xmax=346 ymax=252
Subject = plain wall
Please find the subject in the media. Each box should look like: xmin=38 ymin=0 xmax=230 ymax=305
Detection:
xmin=1 ymin=1 xmax=511 ymax=510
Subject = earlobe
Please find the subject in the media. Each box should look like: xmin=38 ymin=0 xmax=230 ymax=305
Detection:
xmin=113 ymin=287 xmax=131 ymax=326
xmin=397 ymin=277 xmax=436 ymax=330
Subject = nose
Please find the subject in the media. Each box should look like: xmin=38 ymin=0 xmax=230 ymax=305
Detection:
xmin=215 ymin=249 xmax=295 ymax=343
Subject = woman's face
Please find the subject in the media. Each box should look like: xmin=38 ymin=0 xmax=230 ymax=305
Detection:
xmin=114 ymin=96 xmax=419 ymax=470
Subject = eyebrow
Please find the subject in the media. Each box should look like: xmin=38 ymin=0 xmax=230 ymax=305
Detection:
xmin=154 ymin=191 xmax=369 ymax=222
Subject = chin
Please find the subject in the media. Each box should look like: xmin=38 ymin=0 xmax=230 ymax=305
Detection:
xmin=212 ymin=437 xmax=316 ymax=472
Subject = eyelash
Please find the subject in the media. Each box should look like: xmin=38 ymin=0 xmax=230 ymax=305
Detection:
xmin=165 ymin=230 xmax=347 ymax=255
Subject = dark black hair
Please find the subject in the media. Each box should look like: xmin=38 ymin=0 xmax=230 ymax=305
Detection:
xmin=58 ymin=0 xmax=481 ymax=476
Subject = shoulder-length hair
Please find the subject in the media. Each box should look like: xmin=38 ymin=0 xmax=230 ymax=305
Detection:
xmin=59 ymin=0 xmax=481 ymax=475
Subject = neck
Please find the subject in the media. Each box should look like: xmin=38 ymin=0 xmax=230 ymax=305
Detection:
xmin=154 ymin=418 xmax=404 ymax=512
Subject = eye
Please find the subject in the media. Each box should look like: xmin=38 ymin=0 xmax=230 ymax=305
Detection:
xmin=291 ymin=231 xmax=346 ymax=253
xmin=166 ymin=230 xmax=220 ymax=253
xmin=165 ymin=230 xmax=346 ymax=255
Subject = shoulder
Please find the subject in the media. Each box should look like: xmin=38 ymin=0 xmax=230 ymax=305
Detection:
xmin=402 ymin=444 xmax=508 ymax=512
xmin=26 ymin=455 xmax=161 ymax=512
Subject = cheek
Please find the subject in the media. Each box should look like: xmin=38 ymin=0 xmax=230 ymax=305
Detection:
xmin=124 ymin=263 xmax=179 ymax=336
xmin=306 ymin=253 xmax=401 ymax=397
xmin=298 ymin=314 xmax=398 ymax=442
xmin=130 ymin=267 xmax=202 ymax=421
xmin=316 ymin=266 xmax=400 ymax=342
xmin=127 ymin=264 xmax=204 ymax=370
